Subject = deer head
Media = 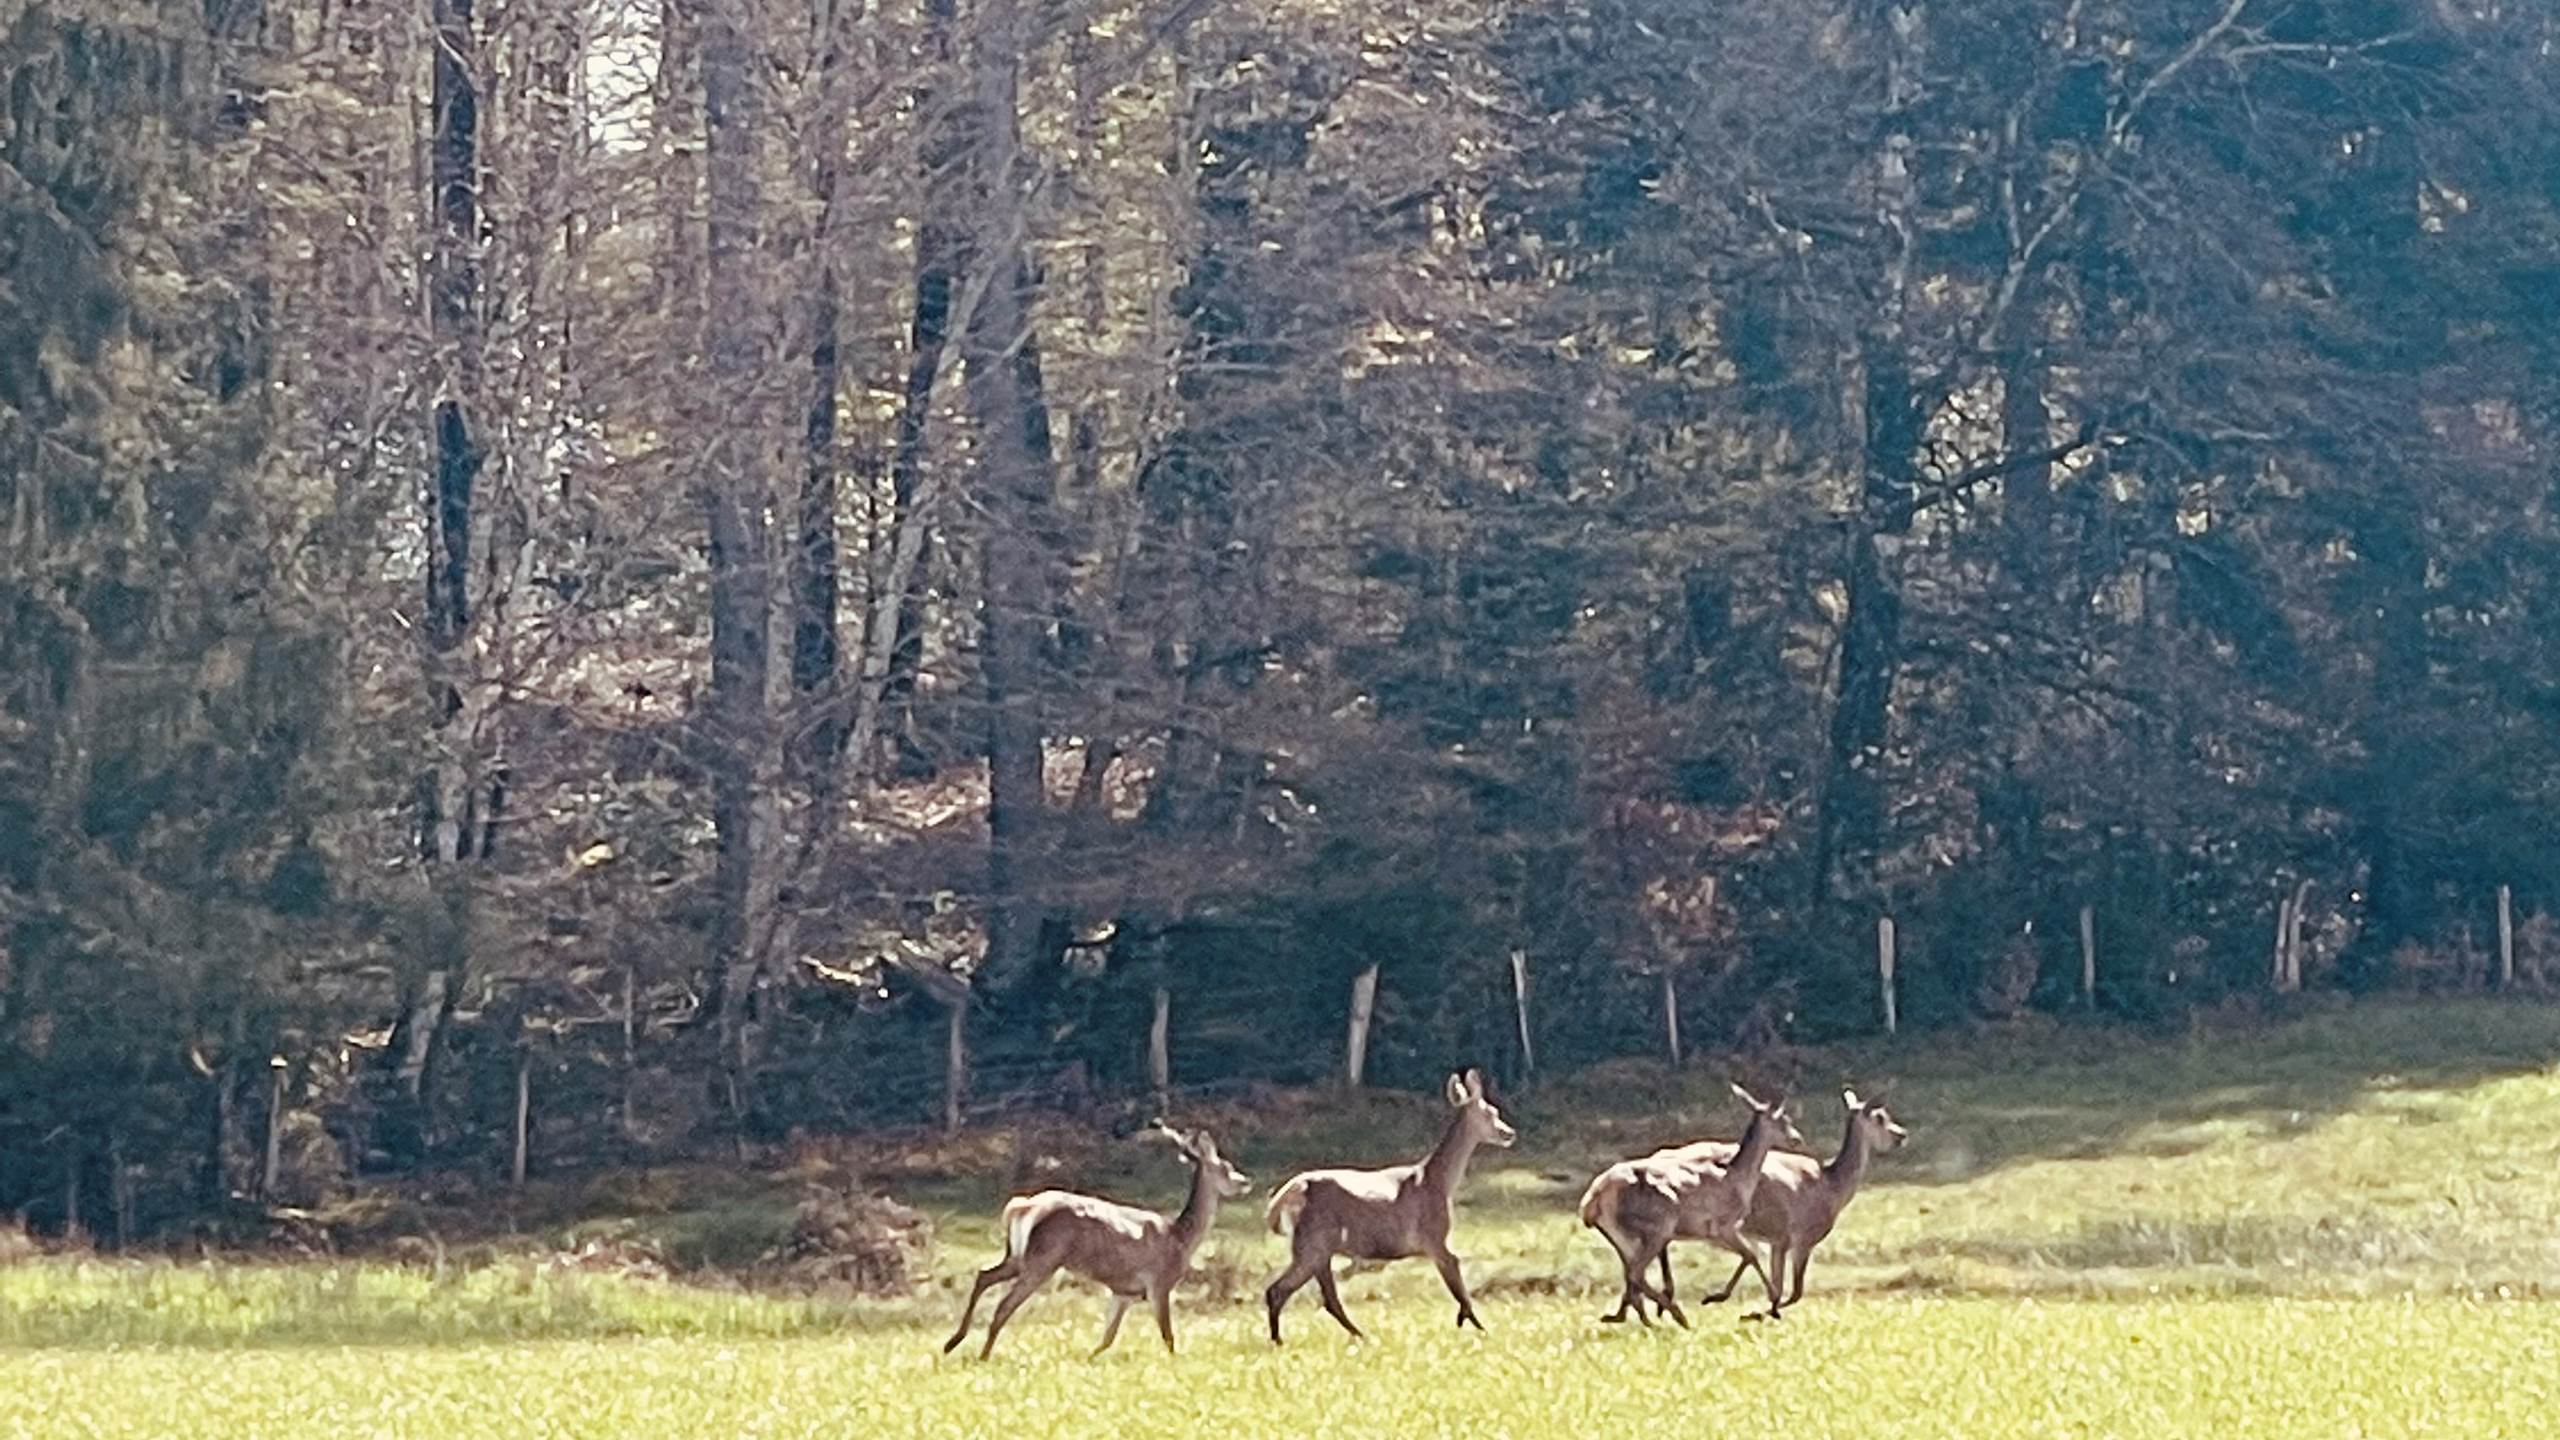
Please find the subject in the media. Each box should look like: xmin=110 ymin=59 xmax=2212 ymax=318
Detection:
xmin=1842 ymin=1087 xmax=1910 ymax=1153
xmin=1731 ymin=1081 xmax=1807 ymax=1148
xmin=1153 ymin=1121 xmax=1253 ymax=1197
xmin=1444 ymin=1067 xmax=1518 ymax=1148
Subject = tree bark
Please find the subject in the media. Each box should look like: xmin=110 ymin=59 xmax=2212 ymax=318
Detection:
xmin=393 ymin=0 xmax=490 ymax=1166
xmin=960 ymin=0 xmax=1061 ymax=995
xmin=699 ymin=0 xmax=791 ymax=1118
xmin=1811 ymin=4 xmax=1927 ymax=906
xmin=876 ymin=0 xmax=971 ymax=770
xmin=793 ymin=0 xmax=853 ymax=770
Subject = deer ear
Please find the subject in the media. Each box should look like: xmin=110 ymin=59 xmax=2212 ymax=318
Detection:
xmin=1445 ymin=1073 xmax=1468 ymax=1106
xmin=1464 ymin=1067 xmax=1487 ymax=1099
xmin=1842 ymin=1087 xmax=1863 ymax=1111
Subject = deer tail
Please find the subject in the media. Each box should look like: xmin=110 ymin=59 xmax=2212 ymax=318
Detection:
xmin=1577 ymin=1167 xmax=1622 ymax=1231
xmin=1265 ymin=1175 xmax=1312 ymax=1237
xmin=1001 ymin=1195 xmax=1047 ymax=1261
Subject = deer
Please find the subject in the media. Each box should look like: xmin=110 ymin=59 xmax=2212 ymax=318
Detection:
xmin=942 ymin=1122 xmax=1250 ymax=1359
xmin=1262 ymin=1066 xmax=1517 ymax=1343
xmin=1652 ymin=1087 xmax=1908 ymax=1319
xmin=1577 ymin=1083 xmax=1800 ymax=1326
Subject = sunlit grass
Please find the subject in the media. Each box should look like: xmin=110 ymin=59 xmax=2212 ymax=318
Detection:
xmin=6 ymin=998 xmax=2560 ymax=1435
xmin=10 ymin=1298 xmax=2559 ymax=1438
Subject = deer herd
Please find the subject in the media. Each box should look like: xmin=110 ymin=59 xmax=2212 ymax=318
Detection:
xmin=943 ymin=1067 xmax=1909 ymax=1358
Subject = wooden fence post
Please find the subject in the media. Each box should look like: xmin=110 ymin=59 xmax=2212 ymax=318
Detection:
xmin=2290 ymin=879 xmax=2312 ymax=989
xmin=1509 ymin=949 xmax=1535 ymax=1078
xmin=943 ymin=998 xmax=968 ymax=1134
xmin=2078 ymin=903 xmax=2098 ymax=1008
xmin=109 ymin=1130 xmax=133 ymax=1250
xmin=260 ymin=1055 xmax=288 ymax=1201
xmin=1148 ymin=985 xmax=1172 ymax=1102
xmin=619 ymin=965 xmax=640 ymax=1144
xmin=1661 ymin=970 xmax=1683 ymax=1069
xmin=1344 ymin=963 xmax=1380 ymax=1089
xmin=2272 ymin=888 xmax=2298 ymax=993
xmin=2497 ymin=884 xmax=2515 ymax=990
xmin=1877 ymin=917 xmax=1898 ymax=1036
xmin=511 ymin=1043 xmax=533 ymax=1188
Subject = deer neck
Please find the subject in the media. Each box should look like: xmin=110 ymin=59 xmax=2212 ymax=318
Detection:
xmin=1169 ymin=1158 xmax=1223 ymax=1259
xmin=1730 ymin=1111 xmax=1780 ymax=1188
xmin=1420 ymin=1112 xmax=1484 ymax=1199
xmin=1822 ymin=1112 xmax=1874 ymax=1199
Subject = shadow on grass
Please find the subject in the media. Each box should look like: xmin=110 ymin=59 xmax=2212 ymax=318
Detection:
xmin=1505 ymin=996 xmax=2560 ymax=1196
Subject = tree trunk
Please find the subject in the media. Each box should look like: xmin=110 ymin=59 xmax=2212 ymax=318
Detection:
xmin=960 ymin=0 xmax=1060 ymax=995
xmin=699 ymin=0 xmax=790 ymax=1118
xmin=396 ymin=0 xmax=489 ymax=1168
xmin=792 ymin=0 xmax=853 ymax=770
xmin=2002 ymin=351 xmax=2057 ymax=600
xmin=1811 ymin=5 xmax=1926 ymax=907
xmin=876 ymin=0 xmax=970 ymax=768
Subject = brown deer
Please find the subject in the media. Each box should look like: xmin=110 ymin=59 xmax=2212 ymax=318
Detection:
xmin=1578 ymin=1083 xmax=1800 ymax=1325
xmin=942 ymin=1123 xmax=1250 ymax=1358
xmin=1655 ymin=1087 xmax=1908 ymax=1317
xmin=1262 ymin=1066 xmax=1517 ymax=1343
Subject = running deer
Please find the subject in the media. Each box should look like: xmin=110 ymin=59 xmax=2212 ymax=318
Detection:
xmin=942 ymin=1123 xmax=1250 ymax=1358
xmin=1577 ymin=1083 xmax=1799 ymax=1326
xmin=1657 ymin=1086 xmax=1907 ymax=1317
xmin=1262 ymin=1066 xmax=1517 ymax=1343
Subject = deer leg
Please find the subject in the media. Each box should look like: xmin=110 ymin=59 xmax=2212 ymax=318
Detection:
xmin=1092 ymin=1292 xmax=1133 ymax=1357
xmin=976 ymin=1259 xmax=1058 ymax=1359
xmin=1595 ymin=1229 xmax=1644 ymax=1324
xmin=1313 ymin=1264 xmax=1365 ymax=1338
xmin=1785 ymin=1244 xmax=1812 ymax=1309
xmin=1264 ymin=1252 xmax=1323 ymax=1345
xmin=1150 ymin=1281 xmax=1177 ymax=1354
xmin=1427 ymin=1244 xmax=1483 ymax=1330
xmin=1722 ymin=1235 xmax=1780 ymax=1321
xmin=1699 ymin=1251 xmax=1750 ymax=1305
xmin=942 ymin=1256 xmax=1019 ymax=1353
xmin=1631 ymin=1235 xmax=1687 ymax=1329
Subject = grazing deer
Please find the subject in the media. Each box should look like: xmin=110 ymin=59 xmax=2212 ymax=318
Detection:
xmin=1578 ymin=1083 xmax=1799 ymax=1326
xmin=942 ymin=1123 xmax=1250 ymax=1358
xmin=1657 ymin=1087 xmax=1908 ymax=1317
xmin=1262 ymin=1067 xmax=1517 ymax=1343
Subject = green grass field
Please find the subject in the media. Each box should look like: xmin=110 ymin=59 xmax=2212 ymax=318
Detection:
xmin=8 ymin=998 xmax=2560 ymax=1438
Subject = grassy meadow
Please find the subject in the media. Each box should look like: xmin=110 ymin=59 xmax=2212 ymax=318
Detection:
xmin=7 ymin=998 xmax=2560 ymax=1437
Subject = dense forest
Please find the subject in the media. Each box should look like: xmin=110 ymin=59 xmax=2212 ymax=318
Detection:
xmin=6 ymin=0 xmax=2559 ymax=1238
